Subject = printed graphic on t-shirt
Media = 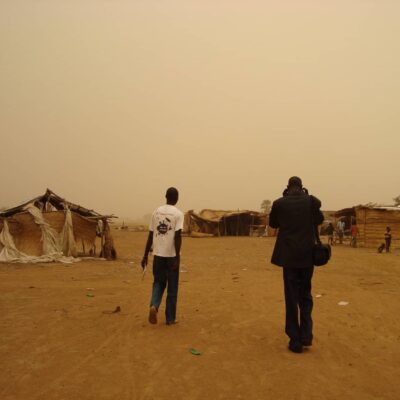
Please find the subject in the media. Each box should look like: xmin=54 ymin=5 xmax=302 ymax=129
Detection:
xmin=156 ymin=218 xmax=172 ymax=236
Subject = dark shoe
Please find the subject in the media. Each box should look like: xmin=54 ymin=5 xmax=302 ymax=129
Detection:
xmin=166 ymin=320 xmax=178 ymax=326
xmin=301 ymin=339 xmax=312 ymax=347
xmin=148 ymin=306 xmax=157 ymax=324
xmin=288 ymin=340 xmax=303 ymax=353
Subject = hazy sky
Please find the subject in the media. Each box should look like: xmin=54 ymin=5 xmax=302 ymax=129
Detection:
xmin=1 ymin=0 xmax=399 ymax=219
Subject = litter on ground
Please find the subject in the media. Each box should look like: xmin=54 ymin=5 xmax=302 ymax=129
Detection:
xmin=189 ymin=348 xmax=202 ymax=356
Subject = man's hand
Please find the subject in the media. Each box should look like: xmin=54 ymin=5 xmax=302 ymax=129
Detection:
xmin=141 ymin=232 xmax=153 ymax=270
xmin=171 ymin=255 xmax=180 ymax=270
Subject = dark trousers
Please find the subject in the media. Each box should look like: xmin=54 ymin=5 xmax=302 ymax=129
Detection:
xmin=385 ymin=239 xmax=391 ymax=252
xmin=150 ymin=255 xmax=179 ymax=323
xmin=283 ymin=267 xmax=314 ymax=343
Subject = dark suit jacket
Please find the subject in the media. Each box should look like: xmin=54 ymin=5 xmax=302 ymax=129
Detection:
xmin=269 ymin=192 xmax=324 ymax=268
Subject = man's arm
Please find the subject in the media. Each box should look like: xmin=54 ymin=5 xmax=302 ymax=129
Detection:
xmin=172 ymin=229 xmax=182 ymax=269
xmin=173 ymin=211 xmax=184 ymax=269
xmin=174 ymin=230 xmax=182 ymax=257
xmin=311 ymin=196 xmax=324 ymax=226
xmin=141 ymin=231 xmax=153 ymax=269
xmin=268 ymin=201 xmax=279 ymax=229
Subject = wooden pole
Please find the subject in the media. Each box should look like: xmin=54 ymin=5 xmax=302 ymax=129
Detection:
xmin=100 ymin=219 xmax=105 ymax=257
xmin=364 ymin=209 xmax=367 ymax=247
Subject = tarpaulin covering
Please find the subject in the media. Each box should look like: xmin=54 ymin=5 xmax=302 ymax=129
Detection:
xmin=0 ymin=205 xmax=80 ymax=264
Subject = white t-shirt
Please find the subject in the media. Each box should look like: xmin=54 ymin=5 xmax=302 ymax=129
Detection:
xmin=149 ymin=204 xmax=184 ymax=257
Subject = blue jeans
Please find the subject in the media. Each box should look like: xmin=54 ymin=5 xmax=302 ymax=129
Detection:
xmin=150 ymin=256 xmax=179 ymax=323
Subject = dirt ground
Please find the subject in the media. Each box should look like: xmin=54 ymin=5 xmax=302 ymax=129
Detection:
xmin=1 ymin=231 xmax=399 ymax=400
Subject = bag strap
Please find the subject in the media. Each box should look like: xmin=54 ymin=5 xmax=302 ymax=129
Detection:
xmin=310 ymin=196 xmax=321 ymax=245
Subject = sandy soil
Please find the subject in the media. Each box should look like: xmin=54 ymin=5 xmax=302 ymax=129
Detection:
xmin=1 ymin=231 xmax=399 ymax=400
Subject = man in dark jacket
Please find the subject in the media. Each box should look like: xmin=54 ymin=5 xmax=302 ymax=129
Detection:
xmin=269 ymin=176 xmax=324 ymax=353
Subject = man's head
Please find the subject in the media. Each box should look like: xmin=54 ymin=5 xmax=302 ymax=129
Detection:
xmin=166 ymin=187 xmax=179 ymax=205
xmin=287 ymin=176 xmax=303 ymax=190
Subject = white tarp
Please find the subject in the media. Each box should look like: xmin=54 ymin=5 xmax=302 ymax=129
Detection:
xmin=25 ymin=204 xmax=62 ymax=256
xmin=60 ymin=208 xmax=77 ymax=257
xmin=0 ymin=219 xmax=27 ymax=262
xmin=0 ymin=205 xmax=80 ymax=264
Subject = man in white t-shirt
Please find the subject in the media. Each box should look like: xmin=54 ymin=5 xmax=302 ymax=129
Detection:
xmin=141 ymin=187 xmax=184 ymax=325
xmin=337 ymin=219 xmax=345 ymax=244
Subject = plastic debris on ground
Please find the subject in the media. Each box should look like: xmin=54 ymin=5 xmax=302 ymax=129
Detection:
xmin=102 ymin=306 xmax=121 ymax=314
xmin=189 ymin=348 xmax=201 ymax=356
xmin=338 ymin=301 xmax=349 ymax=306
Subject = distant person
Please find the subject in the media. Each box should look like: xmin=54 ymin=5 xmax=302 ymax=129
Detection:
xmin=141 ymin=187 xmax=184 ymax=325
xmin=326 ymin=223 xmax=334 ymax=246
xmin=336 ymin=220 xmax=345 ymax=244
xmin=384 ymin=226 xmax=392 ymax=253
xmin=350 ymin=224 xmax=359 ymax=248
xmin=269 ymin=176 xmax=324 ymax=353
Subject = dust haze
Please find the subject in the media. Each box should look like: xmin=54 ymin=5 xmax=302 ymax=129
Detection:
xmin=1 ymin=1 xmax=399 ymax=220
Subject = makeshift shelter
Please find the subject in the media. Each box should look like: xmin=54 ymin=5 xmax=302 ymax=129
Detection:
xmin=184 ymin=209 xmax=267 ymax=237
xmin=0 ymin=189 xmax=117 ymax=263
xmin=334 ymin=205 xmax=400 ymax=248
xmin=319 ymin=210 xmax=337 ymax=236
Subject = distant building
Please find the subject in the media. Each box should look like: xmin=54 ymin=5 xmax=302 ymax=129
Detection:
xmin=334 ymin=205 xmax=400 ymax=248
xmin=184 ymin=209 xmax=267 ymax=237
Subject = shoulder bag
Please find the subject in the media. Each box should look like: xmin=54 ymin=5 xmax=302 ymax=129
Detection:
xmin=310 ymin=196 xmax=331 ymax=266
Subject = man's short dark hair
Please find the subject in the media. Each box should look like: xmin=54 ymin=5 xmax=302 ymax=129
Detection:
xmin=288 ymin=176 xmax=303 ymax=188
xmin=166 ymin=187 xmax=179 ymax=203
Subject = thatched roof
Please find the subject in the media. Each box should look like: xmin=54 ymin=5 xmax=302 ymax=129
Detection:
xmin=184 ymin=209 xmax=267 ymax=236
xmin=198 ymin=209 xmax=265 ymax=222
xmin=0 ymin=189 xmax=116 ymax=220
